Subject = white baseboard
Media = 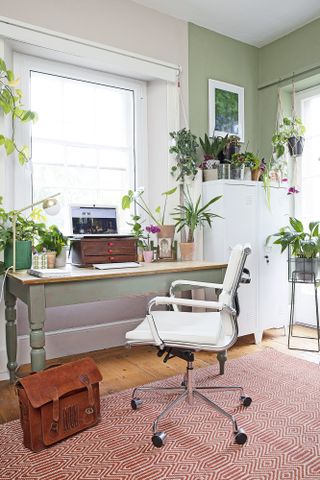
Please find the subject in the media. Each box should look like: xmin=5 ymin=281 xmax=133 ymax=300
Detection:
xmin=0 ymin=317 xmax=143 ymax=380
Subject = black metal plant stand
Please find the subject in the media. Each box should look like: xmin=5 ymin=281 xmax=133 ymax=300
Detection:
xmin=288 ymin=270 xmax=320 ymax=352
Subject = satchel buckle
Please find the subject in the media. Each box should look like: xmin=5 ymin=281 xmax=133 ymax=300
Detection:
xmin=50 ymin=421 xmax=58 ymax=432
xmin=85 ymin=407 xmax=94 ymax=415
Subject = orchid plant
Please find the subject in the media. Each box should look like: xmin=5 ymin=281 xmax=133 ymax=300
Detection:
xmin=143 ymin=225 xmax=161 ymax=251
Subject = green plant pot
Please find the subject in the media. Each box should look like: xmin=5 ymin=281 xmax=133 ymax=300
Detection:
xmin=4 ymin=240 xmax=32 ymax=270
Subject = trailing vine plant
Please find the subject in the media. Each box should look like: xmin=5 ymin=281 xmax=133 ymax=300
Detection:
xmin=0 ymin=57 xmax=38 ymax=164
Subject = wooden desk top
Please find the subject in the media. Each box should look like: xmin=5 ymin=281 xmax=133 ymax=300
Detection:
xmin=8 ymin=261 xmax=227 ymax=285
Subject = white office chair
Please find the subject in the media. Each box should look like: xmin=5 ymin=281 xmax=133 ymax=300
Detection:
xmin=126 ymin=244 xmax=252 ymax=448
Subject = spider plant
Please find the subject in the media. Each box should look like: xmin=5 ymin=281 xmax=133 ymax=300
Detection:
xmin=172 ymin=187 xmax=222 ymax=243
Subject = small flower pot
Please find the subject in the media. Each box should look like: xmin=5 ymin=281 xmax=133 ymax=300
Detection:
xmin=55 ymin=246 xmax=67 ymax=268
xmin=225 ymin=144 xmax=240 ymax=160
xmin=217 ymin=164 xmax=230 ymax=179
xmin=143 ymin=250 xmax=153 ymax=263
xmin=230 ymin=165 xmax=244 ymax=180
xmin=287 ymin=136 xmax=305 ymax=157
xmin=157 ymin=225 xmax=175 ymax=239
xmin=251 ymin=169 xmax=261 ymax=181
xmin=244 ymin=167 xmax=251 ymax=180
xmin=46 ymin=251 xmax=57 ymax=269
xmin=203 ymin=169 xmax=218 ymax=181
xmin=180 ymin=242 xmax=195 ymax=261
xmin=4 ymin=240 xmax=32 ymax=270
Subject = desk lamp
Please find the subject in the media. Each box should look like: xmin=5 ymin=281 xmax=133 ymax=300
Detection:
xmin=12 ymin=193 xmax=61 ymax=272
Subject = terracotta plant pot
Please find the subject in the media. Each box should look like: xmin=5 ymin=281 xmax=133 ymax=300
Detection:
xmin=180 ymin=242 xmax=195 ymax=261
xmin=251 ymin=169 xmax=261 ymax=181
xmin=157 ymin=225 xmax=175 ymax=239
xmin=143 ymin=250 xmax=153 ymax=263
xmin=46 ymin=251 xmax=57 ymax=269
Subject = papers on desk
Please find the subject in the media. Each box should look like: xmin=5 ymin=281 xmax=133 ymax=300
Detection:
xmin=27 ymin=268 xmax=70 ymax=278
xmin=92 ymin=262 xmax=141 ymax=270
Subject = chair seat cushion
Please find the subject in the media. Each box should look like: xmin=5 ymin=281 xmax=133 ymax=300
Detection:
xmin=126 ymin=310 xmax=224 ymax=347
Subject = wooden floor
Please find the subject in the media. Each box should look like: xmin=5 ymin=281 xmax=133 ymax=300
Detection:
xmin=0 ymin=325 xmax=319 ymax=424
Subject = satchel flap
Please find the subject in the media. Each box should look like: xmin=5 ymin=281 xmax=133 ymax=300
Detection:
xmin=18 ymin=357 xmax=102 ymax=409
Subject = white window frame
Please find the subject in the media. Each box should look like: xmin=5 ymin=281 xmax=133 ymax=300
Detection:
xmin=13 ymin=52 xmax=148 ymax=211
xmin=295 ymin=85 xmax=320 ymax=220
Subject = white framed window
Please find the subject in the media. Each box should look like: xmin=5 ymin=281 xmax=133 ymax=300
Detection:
xmin=296 ymin=86 xmax=320 ymax=225
xmin=13 ymin=53 xmax=147 ymax=234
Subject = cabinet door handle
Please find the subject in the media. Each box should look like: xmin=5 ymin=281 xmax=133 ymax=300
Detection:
xmin=108 ymin=249 xmax=113 ymax=253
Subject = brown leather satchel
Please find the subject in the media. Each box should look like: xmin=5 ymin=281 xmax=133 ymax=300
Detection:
xmin=16 ymin=357 xmax=102 ymax=452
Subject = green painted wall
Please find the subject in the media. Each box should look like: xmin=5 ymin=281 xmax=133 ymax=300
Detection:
xmin=189 ymin=18 xmax=320 ymax=162
xmin=188 ymin=23 xmax=259 ymax=151
xmin=258 ymin=17 xmax=320 ymax=159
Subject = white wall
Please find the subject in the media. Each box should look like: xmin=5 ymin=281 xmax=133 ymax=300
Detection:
xmin=0 ymin=0 xmax=189 ymax=377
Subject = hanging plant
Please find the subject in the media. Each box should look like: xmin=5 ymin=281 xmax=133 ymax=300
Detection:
xmin=272 ymin=116 xmax=306 ymax=159
xmin=169 ymin=128 xmax=200 ymax=182
xmin=0 ymin=57 xmax=38 ymax=165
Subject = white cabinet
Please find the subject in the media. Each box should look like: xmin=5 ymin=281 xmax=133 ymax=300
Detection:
xmin=202 ymin=180 xmax=288 ymax=343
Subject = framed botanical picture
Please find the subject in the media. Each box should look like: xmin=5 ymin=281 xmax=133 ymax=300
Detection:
xmin=208 ymin=79 xmax=244 ymax=142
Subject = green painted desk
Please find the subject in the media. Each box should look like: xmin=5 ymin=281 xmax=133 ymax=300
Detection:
xmin=5 ymin=261 xmax=227 ymax=382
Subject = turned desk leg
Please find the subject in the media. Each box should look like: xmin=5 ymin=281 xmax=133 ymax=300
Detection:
xmin=28 ymin=285 xmax=46 ymax=372
xmin=5 ymin=289 xmax=18 ymax=383
xmin=217 ymin=350 xmax=227 ymax=375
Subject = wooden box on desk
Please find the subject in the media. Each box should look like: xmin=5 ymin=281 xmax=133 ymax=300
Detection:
xmin=71 ymin=237 xmax=137 ymax=266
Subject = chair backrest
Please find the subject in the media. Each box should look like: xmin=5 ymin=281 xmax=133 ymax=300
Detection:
xmin=220 ymin=244 xmax=251 ymax=309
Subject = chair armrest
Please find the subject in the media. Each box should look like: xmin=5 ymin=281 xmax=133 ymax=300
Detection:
xmin=170 ymin=279 xmax=223 ymax=296
xmin=151 ymin=296 xmax=224 ymax=311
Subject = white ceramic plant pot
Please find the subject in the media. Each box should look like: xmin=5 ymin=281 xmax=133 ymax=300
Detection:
xmin=55 ymin=246 xmax=67 ymax=268
xmin=203 ymin=169 xmax=218 ymax=182
xmin=244 ymin=167 xmax=251 ymax=180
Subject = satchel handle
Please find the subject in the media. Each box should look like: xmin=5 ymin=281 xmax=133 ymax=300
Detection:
xmin=80 ymin=374 xmax=94 ymax=407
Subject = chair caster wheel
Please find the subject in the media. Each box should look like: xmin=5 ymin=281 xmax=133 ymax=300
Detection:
xmin=234 ymin=428 xmax=247 ymax=445
xmin=131 ymin=398 xmax=142 ymax=410
xmin=240 ymin=395 xmax=252 ymax=407
xmin=152 ymin=431 xmax=167 ymax=448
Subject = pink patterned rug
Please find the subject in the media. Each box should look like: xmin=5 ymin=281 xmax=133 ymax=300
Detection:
xmin=1 ymin=349 xmax=320 ymax=480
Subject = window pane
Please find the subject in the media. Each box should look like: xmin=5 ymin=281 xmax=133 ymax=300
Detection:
xmin=300 ymin=95 xmax=320 ymax=227
xmin=31 ymin=71 xmax=135 ymax=234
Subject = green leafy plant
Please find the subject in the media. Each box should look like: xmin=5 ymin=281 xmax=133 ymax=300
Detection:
xmin=127 ymin=214 xmax=146 ymax=249
xmin=0 ymin=58 xmax=38 ymax=164
xmin=272 ymin=116 xmax=306 ymax=159
xmin=122 ymin=186 xmax=177 ymax=226
xmin=231 ymin=151 xmax=260 ymax=170
xmin=268 ymin=218 xmax=320 ymax=258
xmin=35 ymin=225 xmax=68 ymax=255
xmin=169 ymin=128 xmax=200 ymax=181
xmin=0 ymin=206 xmax=46 ymax=252
xmin=172 ymin=187 xmax=222 ymax=243
xmin=199 ymin=134 xmax=228 ymax=161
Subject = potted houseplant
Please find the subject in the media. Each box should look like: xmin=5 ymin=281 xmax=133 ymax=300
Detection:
xmin=224 ymin=135 xmax=241 ymax=160
xmin=0 ymin=203 xmax=46 ymax=270
xmin=172 ymin=187 xmax=222 ymax=261
xmin=122 ymin=186 xmax=177 ymax=239
xmin=272 ymin=116 xmax=306 ymax=158
xmin=35 ymin=225 xmax=69 ymax=267
xmin=0 ymin=57 xmax=37 ymax=165
xmin=268 ymin=217 xmax=320 ymax=280
xmin=169 ymin=128 xmax=200 ymax=182
xmin=199 ymin=134 xmax=229 ymax=182
xmin=141 ymin=224 xmax=160 ymax=263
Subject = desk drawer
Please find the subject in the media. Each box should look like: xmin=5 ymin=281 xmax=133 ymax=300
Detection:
xmin=83 ymin=254 xmax=137 ymax=264
xmin=83 ymin=245 xmax=136 ymax=256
